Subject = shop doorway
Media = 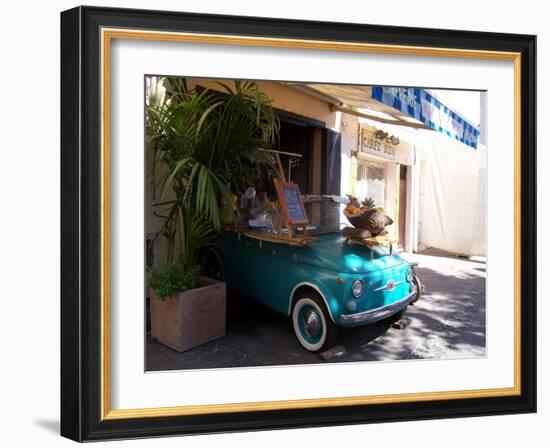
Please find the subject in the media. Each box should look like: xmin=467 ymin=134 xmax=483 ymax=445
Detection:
xmin=277 ymin=120 xmax=314 ymax=194
xmin=275 ymin=112 xmax=341 ymax=197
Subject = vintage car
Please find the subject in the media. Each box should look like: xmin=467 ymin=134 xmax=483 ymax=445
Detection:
xmin=204 ymin=195 xmax=420 ymax=352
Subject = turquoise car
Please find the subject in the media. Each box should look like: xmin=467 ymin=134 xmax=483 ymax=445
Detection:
xmin=204 ymin=195 xmax=419 ymax=352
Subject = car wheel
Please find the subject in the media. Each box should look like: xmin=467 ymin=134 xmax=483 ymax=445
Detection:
xmin=203 ymin=251 xmax=224 ymax=281
xmin=292 ymin=292 xmax=337 ymax=352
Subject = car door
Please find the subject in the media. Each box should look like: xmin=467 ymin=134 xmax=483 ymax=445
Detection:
xmin=240 ymin=237 xmax=292 ymax=315
xmin=216 ymin=232 xmax=253 ymax=296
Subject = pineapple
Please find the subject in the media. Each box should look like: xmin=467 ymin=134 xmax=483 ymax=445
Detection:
xmin=361 ymin=197 xmax=376 ymax=210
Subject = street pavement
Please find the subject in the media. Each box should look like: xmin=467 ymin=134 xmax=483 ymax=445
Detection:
xmin=146 ymin=250 xmax=486 ymax=371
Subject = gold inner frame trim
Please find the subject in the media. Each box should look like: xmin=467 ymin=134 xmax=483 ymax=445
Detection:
xmin=100 ymin=27 xmax=522 ymax=421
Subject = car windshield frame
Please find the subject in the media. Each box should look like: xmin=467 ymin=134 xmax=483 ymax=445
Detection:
xmin=302 ymin=195 xmax=349 ymax=236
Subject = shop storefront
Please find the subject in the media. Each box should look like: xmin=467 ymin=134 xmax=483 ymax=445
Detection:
xmin=351 ymin=123 xmax=416 ymax=250
xmin=154 ymin=78 xmax=484 ymax=257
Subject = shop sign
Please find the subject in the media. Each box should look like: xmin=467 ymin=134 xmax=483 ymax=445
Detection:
xmin=360 ymin=128 xmax=396 ymax=160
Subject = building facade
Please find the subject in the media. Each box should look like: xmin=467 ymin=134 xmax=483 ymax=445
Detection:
xmin=149 ymin=77 xmax=486 ymax=257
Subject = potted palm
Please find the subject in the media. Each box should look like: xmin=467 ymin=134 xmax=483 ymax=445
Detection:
xmin=146 ymin=77 xmax=278 ymax=352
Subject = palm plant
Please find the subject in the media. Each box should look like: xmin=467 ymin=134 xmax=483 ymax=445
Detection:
xmin=146 ymin=78 xmax=279 ymax=272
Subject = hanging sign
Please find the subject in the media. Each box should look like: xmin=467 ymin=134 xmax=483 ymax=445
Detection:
xmin=371 ymin=86 xmax=480 ymax=149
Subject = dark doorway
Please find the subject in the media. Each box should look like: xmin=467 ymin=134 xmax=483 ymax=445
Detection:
xmin=271 ymin=109 xmax=341 ymax=198
xmin=277 ymin=120 xmax=315 ymax=194
xmin=398 ymin=164 xmax=407 ymax=249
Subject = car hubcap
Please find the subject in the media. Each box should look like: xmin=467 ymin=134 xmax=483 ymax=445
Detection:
xmin=297 ymin=304 xmax=323 ymax=345
xmin=304 ymin=310 xmax=321 ymax=338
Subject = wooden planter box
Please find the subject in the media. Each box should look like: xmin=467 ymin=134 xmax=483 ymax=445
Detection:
xmin=150 ymin=276 xmax=226 ymax=352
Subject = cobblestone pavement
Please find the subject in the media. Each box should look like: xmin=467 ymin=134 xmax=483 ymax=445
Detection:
xmin=146 ymin=251 xmax=486 ymax=371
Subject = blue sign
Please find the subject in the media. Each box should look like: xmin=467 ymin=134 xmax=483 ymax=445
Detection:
xmin=283 ymin=186 xmax=307 ymax=222
xmin=371 ymin=86 xmax=480 ymax=149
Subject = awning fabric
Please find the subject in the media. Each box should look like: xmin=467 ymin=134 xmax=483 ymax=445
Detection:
xmin=371 ymin=86 xmax=480 ymax=149
xmin=301 ymin=83 xmax=480 ymax=149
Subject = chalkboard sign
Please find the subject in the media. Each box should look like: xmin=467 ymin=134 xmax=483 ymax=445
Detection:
xmin=274 ymin=180 xmax=309 ymax=226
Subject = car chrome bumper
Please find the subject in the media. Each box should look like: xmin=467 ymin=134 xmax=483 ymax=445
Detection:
xmin=339 ymin=291 xmax=417 ymax=326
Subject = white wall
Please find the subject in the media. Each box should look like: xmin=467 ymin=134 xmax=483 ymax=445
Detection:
xmin=417 ymin=137 xmax=487 ymax=256
xmin=1 ymin=1 xmax=545 ymax=448
xmin=356 ymin=99 xmax=487 ymax=256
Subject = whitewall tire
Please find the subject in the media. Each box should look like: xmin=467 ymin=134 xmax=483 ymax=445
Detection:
xmin=292 ymin=292 xmax=337 ymax=352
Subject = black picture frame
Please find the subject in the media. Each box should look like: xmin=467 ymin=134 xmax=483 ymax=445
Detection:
xmin=61 ymin=5 xmax=536 ymax=442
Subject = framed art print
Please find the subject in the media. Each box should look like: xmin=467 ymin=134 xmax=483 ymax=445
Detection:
xmin=60 ymin=6 xmax=536 ymax=441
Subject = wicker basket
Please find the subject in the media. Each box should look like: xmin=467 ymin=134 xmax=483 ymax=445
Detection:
xmin=150 ymin=276 xmax=226 ymax=352
xmin=343 ymin=208 xmax=393 ymax=233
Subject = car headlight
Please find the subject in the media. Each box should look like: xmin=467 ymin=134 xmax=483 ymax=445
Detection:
xmin=407 ymin=268 xmax=414 ymax=282
xmin=351 ymin=279 xmax=364 ymax=298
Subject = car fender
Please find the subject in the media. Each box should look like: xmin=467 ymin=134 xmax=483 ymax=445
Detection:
xmin=287 ymin=281 xmax=339 ymax=324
